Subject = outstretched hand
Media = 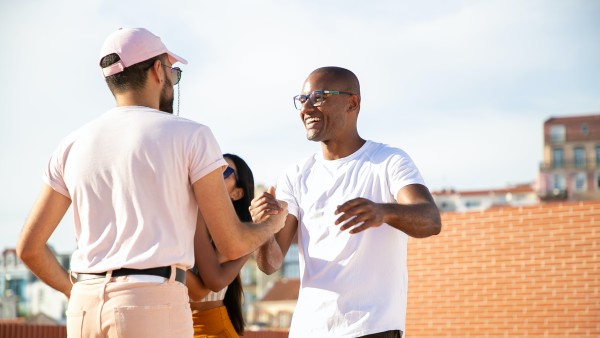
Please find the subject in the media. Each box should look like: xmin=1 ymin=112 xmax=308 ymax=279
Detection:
xmin=250 ymin=186 xmax=285 ymax=223
xmin=334 ymin=197 xmax=385 ymax=234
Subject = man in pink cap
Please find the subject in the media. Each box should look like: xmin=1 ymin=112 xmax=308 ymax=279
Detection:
xmin=17 ymin=27 xmax=287 ymax=338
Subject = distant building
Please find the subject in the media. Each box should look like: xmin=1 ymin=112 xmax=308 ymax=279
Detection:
xmin=0 ymin=248 xmax=69 ymax=323
xmin=432 ymin=183 xmax=539 ymax=212
xmin=252 ymin=278 xmax=299 ymax=330
xmin=538 ymin=113 xmax=600 ymax=201
xmin=241 ymin=183 xmax=301 ymax=329
xmin=1 ymin=249 xmax=30 ymax=318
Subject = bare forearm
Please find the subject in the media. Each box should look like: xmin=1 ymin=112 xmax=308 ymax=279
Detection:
xmin=18 ymin=245 xmax=71 ymax=298
xmin=186 ymin=271 xmax=210 ymax=301
xmin=203 ymin=255 xmax=250 ymax=291
xmin=382 ymin=202 xmax=441 ymax=238
xmin=216 ymin=219 xmax=283 ymax=261
xmin=256 ymin=237 xmax=284 ymax=275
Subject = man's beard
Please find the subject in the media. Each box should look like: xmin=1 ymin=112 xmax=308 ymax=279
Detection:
xmin=159 ymin=74 xmax=174 ymax=114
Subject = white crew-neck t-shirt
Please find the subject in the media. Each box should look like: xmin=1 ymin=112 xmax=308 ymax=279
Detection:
xmin=277 ymin=140 xmax=425 ymax=337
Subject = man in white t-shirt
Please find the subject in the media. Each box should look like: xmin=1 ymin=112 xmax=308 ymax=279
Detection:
xmin=250 ymin=67 xmax=441 ymax=338
xmin=16 ymin=27 xmax=286 ymax=338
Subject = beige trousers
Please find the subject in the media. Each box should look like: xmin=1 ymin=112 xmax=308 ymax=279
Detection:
xmin=66 ymin=267 xmax=193 ymax=338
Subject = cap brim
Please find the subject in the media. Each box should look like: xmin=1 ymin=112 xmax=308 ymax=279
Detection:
xmin=167 ymin=51 xmax=187 ymax=65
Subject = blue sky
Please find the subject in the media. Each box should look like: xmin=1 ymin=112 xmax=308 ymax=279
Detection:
xmin=1 ymin=0 xmax=599 ymax=252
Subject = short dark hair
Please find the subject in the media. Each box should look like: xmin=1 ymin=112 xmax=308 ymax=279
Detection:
xmin=99 ymin=53 xmax=167 ymax=95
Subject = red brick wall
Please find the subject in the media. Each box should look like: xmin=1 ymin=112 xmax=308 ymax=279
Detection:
xmin=406 ymin=201 xmax=600 ymax=337
xmin=0 ymin=323 xmax=66 ymax=338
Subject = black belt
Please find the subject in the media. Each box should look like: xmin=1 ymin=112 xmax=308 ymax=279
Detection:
xmin=75 ymin=266 xmax=186 ymax=284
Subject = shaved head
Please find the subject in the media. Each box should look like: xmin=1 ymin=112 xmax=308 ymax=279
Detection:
xmin=308 ymin=67 xmax=361 ymax=96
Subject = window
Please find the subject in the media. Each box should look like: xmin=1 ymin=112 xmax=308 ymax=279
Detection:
xmin=281 ymin=244 xmax=300 ymax=278
xmin=574 ymin=147 xmax=586 ymax=168
xmin=596 ymin=146 xmax=600 ymax=166
xmin=550 ymin=125 xmax=566 ymax=143
xmin=581 ymin=123 xmax=589 ymax=136
xmin=278 ymin=311 xmax=292 ymax=328
xmin=597 ymin=172 xmax=600 ymax=190
xmin=552 ymin=148 xmax=564 ymax=168
xmin=6 ymin=253 xmax=14 ymax=267
xmin=552 ymin=174 xmax=566 ymax=190
xmin=464 ymin=200 xmax=481 ymax=208
xmin=573 ymin=172 xmax=587 ymax=191
xmin=240 ymin=264 xmax=255 ymax=285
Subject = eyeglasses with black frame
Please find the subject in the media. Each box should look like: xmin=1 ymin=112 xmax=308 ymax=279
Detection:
xmin=162 ymin=64 xmax=182 ymax=85
xmin=293 ymin=90 xmax=355 ymax=110
xmin=223 ymin=166 xmax=238 ymax=183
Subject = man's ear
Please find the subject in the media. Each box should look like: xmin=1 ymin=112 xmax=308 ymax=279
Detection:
xmin=230 ymin=187 xmax=244 ymax=202
xmin=347 ymin=94 xmax=360 ymax=113
xmin=150 ymin=59 xmax=164 ymax=84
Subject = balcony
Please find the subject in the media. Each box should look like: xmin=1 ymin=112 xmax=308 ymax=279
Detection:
xmin=539 ymin=188 xmax=568 ymax=201
xmin=539 ymin=158 xmax=599 ymax=171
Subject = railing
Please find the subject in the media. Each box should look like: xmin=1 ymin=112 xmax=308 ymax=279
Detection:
xmin=539 ymin=159 xmax=599 ymax=170
xmin=0 ymin=323 xmax=289 ymax=338
xmin=539 ymin=189 xmax=568 ymax=201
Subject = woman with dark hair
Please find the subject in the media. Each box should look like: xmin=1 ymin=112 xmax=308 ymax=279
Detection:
xmin=187 ymin=153 xmax=253 ymax=337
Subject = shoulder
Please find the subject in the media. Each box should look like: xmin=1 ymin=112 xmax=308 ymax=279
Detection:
xmin=162 ymin=115 xmax=212 ymax=131
xmin=363 ymin=140 xmax=414 ymax=163
xmin=283 ymin=153 xmax=318 ymax=178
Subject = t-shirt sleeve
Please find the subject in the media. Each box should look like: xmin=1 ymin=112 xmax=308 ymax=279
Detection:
xmin=43 ymin=139 xmax=71 ymax=198
xmin=188 ymin=125 xmax=227 ymax=184
xmin=388 ymin=149 xmax=426 ymax=198
xmin=277 ymin=165 xmax=300 ymax=219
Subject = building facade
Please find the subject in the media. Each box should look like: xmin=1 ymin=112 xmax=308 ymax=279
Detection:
xmin=538 ymin=113 xmax=600 ymax=201
xmin=0 ymin=248 xmax=69 ymax=323
xmin=432 ymin=183 xmax=539 ymax=212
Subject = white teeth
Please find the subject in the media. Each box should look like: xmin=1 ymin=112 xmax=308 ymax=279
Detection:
xmin=306 ymin=117 xmax=321 ymax=123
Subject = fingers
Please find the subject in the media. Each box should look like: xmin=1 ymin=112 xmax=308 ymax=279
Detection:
xmin=267 ymin=186 xmax=276 ymax=196
xmin=249 ymin=189 xmax=283 ymax=223
xmin=348 ymin=222 xmax=372 ymax=234
xmin=270 ymin=200 xmax=289 ymax=231
xmin=334 ymin=197 xmax=363 ymax=215
xmin=334 ymin=198 xmax=369 ymax=225
xmin=334 ymin=198 xmax=383 ymax=234
xmin=337 ymin=212 xmax=368 ymax=231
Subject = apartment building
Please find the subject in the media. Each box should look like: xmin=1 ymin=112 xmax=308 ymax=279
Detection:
xmin=538 ymin=113 xmax=600 ymax=201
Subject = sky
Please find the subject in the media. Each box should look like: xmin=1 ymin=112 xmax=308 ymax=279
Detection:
xmin=1 ymin=0 xmax=599 ymax=252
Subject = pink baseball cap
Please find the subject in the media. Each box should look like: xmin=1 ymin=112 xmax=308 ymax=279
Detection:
xmin=100 ymin=28 xmax=188 ymax=77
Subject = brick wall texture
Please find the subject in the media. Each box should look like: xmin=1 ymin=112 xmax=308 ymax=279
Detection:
xmin=406 ymin=201 xmax=600 ymax=337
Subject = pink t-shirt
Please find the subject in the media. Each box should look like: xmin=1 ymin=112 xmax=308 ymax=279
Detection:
xmin=44 ymin=106 xmax=226 ymax=273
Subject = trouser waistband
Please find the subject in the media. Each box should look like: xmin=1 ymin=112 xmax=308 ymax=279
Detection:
xmin=75 ymin=266 xmax=186 ymax=284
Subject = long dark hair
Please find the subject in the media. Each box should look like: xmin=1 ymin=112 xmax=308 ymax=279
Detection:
xmin=222 ymin=153 xmax=254 ymax=335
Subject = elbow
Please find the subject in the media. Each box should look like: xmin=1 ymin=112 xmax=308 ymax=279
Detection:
xmin=219 ymin=248 xmax=247 ymax=262
xmin=431 ymin=221 xmax=442 ymax=236
xmin=426 ymin=205 xmax=442 ymax=237
xmin=257 ymin=260 xmax=282 ymax=275
xmin=415 ymin=214 xmax=442 ymax=238
xmin=216 ymin=242 xmax=249 ymax=262
xmin=425 ymin=213 xmax=442 ymax=237
xmin=204 ymin=281 xmax=227 ymax=292
xmin=203 ymin=276 xmax=231 ymax=292
xmin=258 ymin=265 xmax=277 ymax=276
xmin=16 ymin=238 xmax=38 ymax=265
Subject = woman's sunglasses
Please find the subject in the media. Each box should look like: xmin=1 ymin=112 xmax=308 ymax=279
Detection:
xmin=223 ymin=166 xmax=238 ymax=182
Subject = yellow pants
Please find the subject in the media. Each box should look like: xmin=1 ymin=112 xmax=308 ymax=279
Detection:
xmin=192 ymin=305 xmax=239 ymax=338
